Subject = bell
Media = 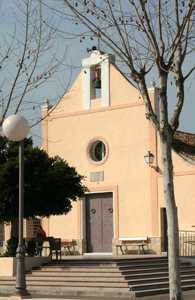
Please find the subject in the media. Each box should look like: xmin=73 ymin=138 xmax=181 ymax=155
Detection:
xmin=94 ymin=79 xmax=101 ymax=89
xmin=93 ymin=66 xmax=101 ymax=89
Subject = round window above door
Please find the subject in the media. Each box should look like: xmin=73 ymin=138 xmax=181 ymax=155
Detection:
xmin=87 ymin=139 xmax=109 ymax=165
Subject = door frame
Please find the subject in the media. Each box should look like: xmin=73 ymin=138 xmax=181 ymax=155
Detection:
xmin=80 ymin=188 xmax=118 ymax=254
xmin=160 ymin=207 xmax=168 ymax=253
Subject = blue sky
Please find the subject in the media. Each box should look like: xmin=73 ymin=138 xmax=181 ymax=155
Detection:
xmin=1 ymin=0 xmax=195 ymax=146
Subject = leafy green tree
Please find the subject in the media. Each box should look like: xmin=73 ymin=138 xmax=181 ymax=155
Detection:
xmin=0 ymin=137 xmax=86 ymax=223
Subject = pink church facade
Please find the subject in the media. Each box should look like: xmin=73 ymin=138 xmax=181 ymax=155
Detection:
xmin=39 ymin=50 xmax=195 ymax=255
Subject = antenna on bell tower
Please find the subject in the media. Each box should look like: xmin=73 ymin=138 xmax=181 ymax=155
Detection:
xmin=97 ymin=31 xmax=101 ymax=51
xmin=86 ymin=31 xmax=101 ymax=54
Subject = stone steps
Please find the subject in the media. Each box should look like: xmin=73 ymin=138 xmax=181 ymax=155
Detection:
xmin=0 ymin=286 xmax=132 ymax=299
xmin=47 ymin=257 xmax=169 ymax=267
xmin=135 ymin=285 xmax=195 ymax=297
xmin=124 ymin=267 xmax=195 ymax=278
xmin=0 ymin=256 xmax=194 ymax=298
xmin=28 ymin=271 xmax=122 ymax=277
xmin=132 ymin=278 xmax=195 ymax=290
xmin=127 ymin=273 xmax=195 ymax=285
xmin=33 ymin=267 xmax=120 ymax=272
xmin=119 ymin=262 xmax=190 ymax=271
xmin=121 ymin=265 xmax=192 ymax=274
xmin=26 ymin=276 xmax=124 ymax=282
xmin=0 ymin=280 xmax=129 ymax=288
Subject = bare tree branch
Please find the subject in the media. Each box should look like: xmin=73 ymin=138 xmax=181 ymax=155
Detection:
xmin=15 ymin=0 xmax=43 ymax=113
xmin=184 ymin=65 xmax=195 ymax=80
xmin=1 ymin=0 xmax=30 ymax=123
xmin=158 ymin=0 xmax=165 ymax=56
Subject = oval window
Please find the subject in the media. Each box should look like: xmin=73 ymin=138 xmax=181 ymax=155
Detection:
xmin=89 ymin=140 xmax=106 ymax=162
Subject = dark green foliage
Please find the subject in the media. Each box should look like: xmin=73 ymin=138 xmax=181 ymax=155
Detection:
xmin=6 ymin=237 xmax=18 ymax=256
xmin=0 ymin=137 xmax=86 ymax=222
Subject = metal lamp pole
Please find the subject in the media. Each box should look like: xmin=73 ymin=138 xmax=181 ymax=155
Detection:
xmin=2 ymin=115 xmax=30 ymax=296
xmin=15 ymin=140 xmax=26 ymax=294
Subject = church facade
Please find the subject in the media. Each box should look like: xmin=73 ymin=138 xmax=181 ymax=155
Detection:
xmin=1 ymin=49 xmax=194 ymax=256
xmin=39 ymin=49 xmax=195 ymax=255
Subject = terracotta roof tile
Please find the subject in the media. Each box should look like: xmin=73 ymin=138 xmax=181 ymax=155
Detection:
xmin=173 ymin=131 xmax=195 ymax=161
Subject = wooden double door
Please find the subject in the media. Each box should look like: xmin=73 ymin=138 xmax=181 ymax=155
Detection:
xmin=86 ymin=193 xmax=113 ymax=253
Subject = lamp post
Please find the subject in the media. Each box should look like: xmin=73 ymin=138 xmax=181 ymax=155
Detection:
xmin=2 ymin=115 xmax=30 ymax=296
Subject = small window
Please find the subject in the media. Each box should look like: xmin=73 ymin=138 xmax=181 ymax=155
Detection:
xmin=89 ymin=140 xmax=106 ymax=162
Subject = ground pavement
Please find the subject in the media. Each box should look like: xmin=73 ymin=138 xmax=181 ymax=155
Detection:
xmin=0 ymin=290 xmax=195 ymax=300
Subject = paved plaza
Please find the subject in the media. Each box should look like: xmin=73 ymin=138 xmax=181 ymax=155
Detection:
xmin=0 ymin=290 xmax=195 ymax=300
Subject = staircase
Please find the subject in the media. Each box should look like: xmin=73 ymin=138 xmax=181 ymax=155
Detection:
xmin=0 ymin=256 xmax=195 ymax=298
xmin=118 ymin=257 xmax=195 ymax=297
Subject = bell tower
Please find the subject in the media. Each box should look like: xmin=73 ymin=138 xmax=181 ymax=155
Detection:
xmin=82 ymin=48 xmax=115 ymax=109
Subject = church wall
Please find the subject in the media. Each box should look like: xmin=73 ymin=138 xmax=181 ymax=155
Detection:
xmin=157 ymin=133 xmax=195 ymax=233
xmin=3 ymin=50 xmax=195 ymax=256
xmin=47 ymin=202 xmax=80 ymax=240
xmin=158 ymin=170 xmax=195 ymax=231
xmin=46 ymin=103 xmax=155 ymax=247
xmin=110 ymin=65 xmax=142 ymax=106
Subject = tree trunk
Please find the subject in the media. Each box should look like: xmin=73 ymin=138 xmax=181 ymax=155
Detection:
xmin=11 ymin=219 xmax=18 ymax=239
xmin=161 ymin=131 xmax=183 ymax=300
xmin=7 ymin=219 xmax=19 ymax=256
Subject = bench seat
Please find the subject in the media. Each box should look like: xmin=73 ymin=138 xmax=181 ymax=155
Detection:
xmin=61 ymin=239 xmax=77 ymax=255
xmin=116 ymin=237 xmax=150 ymax=255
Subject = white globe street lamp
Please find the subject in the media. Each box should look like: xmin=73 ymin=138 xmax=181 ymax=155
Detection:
xmin=2 ymin=114 xmax=30 ymax=296
xmin=2 ymin=115 xmax=30 ymax=141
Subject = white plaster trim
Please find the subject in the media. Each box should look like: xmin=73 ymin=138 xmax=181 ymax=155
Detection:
xmin=148 ymin=87 xmax=156 ymax=91
xmin=82 ymin=52 xmax=115 ymax=109
xmin=82 ymin=67 xmax=91 ymax=109
xmin=101 ymin=59 xmax=110 ymax=107
xmin=82 ymin=52 xmax=115 ymax=67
